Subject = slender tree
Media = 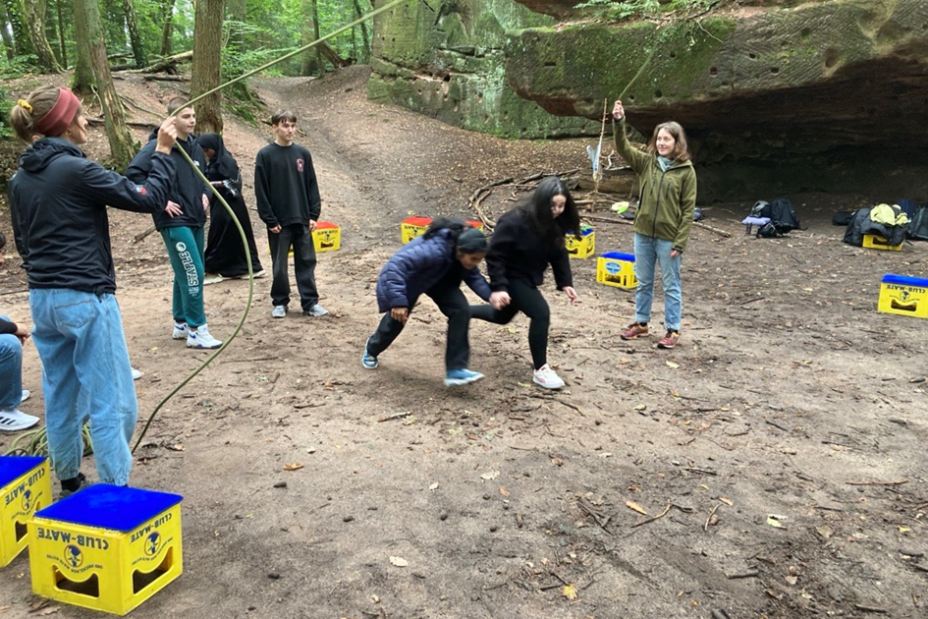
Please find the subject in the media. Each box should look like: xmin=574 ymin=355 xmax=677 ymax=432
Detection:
xmin=21 ymin=0 xmax=61 ymax=71
xmin=71 ymin=0 xmax=94 ymax=92
xmin=353 ymin=0 xmax=370 ymax=63
xmin=226 ymin=0 xmax=245 ymax=60
xmin=74 ymin=0 xmax=134 ymax=167
xmin=122 ymin=0 xmax=145 ymax=68
xmin=190 ymin=0 xmax=225 ymax=133
xmin=2 ymin=0 xmax=35 ymax=56
xmin=53 ymin=0 xmax=66 ymax=67
xmin=0 ymin=4 xmax=15 ymax=60
xmin=300 ymin=0 xmax=323 ymax=76
xmin=160 ymin=0 xmax=175 ymax=57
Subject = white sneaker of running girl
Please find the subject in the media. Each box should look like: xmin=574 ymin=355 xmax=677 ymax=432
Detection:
xmin=21 ymin=389 xmax=30 ymax=402
xmin=533 ymin=364 xmax=565 ymax=390
xmin=172 ymin=323 xmax=188 ymax=339
xmin=187 ymin=325 xmax=223 ymax=349
xmin=0 ymin=409 xmax=40 ymax=432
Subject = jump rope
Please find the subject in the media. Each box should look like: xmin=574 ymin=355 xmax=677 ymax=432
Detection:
xmin=8 ymin=0 xmax=412 ymax=457
xmin=8 ymin=0 xmax=660 ymax=458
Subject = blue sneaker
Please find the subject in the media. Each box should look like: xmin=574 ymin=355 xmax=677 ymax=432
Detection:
xmin=444 ymin=368 xmax=484 ymax=387
xmin=362 ymin=339 xmax=379 ymax=370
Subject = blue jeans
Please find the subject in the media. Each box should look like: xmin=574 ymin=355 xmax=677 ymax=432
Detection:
xmin=633 ymin=233 xmax=682 ymax=332
xmin=161 ymin=226 xmax=207 ymax=328
xmin=29 ymin=289 xmax=137 ymax=485
xmin=0 ymin=315 xmax=23 ymax=411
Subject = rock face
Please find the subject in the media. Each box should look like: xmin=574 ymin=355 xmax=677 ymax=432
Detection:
xmin=372 ymin=1 xmax=928 ymax=199
xmin=368 ymin=0 xmax=599 ymax=139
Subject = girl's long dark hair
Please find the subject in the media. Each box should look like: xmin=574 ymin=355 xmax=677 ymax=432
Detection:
xmin=518 ymin=176 xmax=581 ymax=249
xmin=424 ymin=216 xmax=488 ymax=253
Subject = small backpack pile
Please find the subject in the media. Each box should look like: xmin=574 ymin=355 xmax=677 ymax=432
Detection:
xmin=750 ymin=198 xmax=802 ymax=238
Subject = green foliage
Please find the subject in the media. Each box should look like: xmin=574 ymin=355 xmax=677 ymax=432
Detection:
xmin=0 ymin=85 xmax=14 ymax=139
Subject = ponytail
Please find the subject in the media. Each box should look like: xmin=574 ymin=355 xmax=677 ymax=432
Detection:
xmin=9 ymin=86 xmax=81 ymax=143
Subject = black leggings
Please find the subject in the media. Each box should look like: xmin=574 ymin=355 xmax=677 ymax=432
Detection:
xmin=470 ymin=278 xmax=550 ymax=370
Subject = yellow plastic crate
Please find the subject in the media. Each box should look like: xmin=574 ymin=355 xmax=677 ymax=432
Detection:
xmin=863 ymin=234 xmax=903 ymax=251
xmin=597 ymin=252 xmax=637 ymax=289
xmin=29 ymin=485 xmax=183 ymax=616
xmin=312 ymin=221 xmax=341 ymax=252
xmin=566 ymin=224 xmax=595 ymax=259
xmin=401 ymin=217 xmax=485 ymax=244
xmin=0 ymin=456 xmax=51 ymax=566
xmin=878 ymin=274 xmax=928 ymax=318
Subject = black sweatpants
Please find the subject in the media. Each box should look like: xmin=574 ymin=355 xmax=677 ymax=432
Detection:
xmin=367 ymin=268 xmax=471 ymax=372
xmin=268 ymin=223 xmax=318 ymax=311
xmin=470 ymin=278 xmax=550 ymax=370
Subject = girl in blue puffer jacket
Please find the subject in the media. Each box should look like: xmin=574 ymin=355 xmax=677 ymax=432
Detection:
xmin=362 ymin=218 xmax=491 ymax=387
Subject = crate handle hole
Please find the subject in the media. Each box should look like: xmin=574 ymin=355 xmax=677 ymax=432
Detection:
xmin=53 ymin=568 xmax=100 ymax=599
xmin=133 ymin=547 xmax=174 ymax=594
xmin=891 ymin=299 xmax=918 ymax=313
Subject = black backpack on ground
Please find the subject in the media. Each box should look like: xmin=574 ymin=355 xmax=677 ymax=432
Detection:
xmin=908 ymin=203 xmax=928 ymax=241
xmin=769 ymin=198 xmax=801 ymax=233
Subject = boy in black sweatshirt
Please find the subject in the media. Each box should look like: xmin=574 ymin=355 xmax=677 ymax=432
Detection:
xmin=255 ymin=110 xmax=328 ymax=318
xmin=127 ymin=97 xmax=222 ymax=349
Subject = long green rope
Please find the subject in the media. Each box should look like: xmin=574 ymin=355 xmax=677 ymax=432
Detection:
xmin=6 ymin=0 xmax=413 ymax=459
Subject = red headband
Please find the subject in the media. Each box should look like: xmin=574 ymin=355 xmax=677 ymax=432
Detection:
xmin=33 ymin=88 xmax=81 ymax=137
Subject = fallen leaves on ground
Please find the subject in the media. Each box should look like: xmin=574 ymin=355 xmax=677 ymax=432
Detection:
xmin=283 ymin=463 xmax=304 ymax=471
xmin=626 ymin=500 xmax=648 ymax=515
xmin=389 ymin=556 xmax=408 ymax=567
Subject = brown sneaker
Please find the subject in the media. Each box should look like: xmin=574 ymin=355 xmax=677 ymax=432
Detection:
xmin=620 ymin=322 xmax=649 ymax=340
xmin=657 ymin=330 xmax=680 ymax=349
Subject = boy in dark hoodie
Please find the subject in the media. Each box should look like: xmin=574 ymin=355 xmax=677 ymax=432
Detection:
xmin=128 ymin=98 xmax=222 ymax=349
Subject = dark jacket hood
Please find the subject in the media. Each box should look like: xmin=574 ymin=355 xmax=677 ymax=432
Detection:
xmin=18 ymin=138 xmax=84 ymax=174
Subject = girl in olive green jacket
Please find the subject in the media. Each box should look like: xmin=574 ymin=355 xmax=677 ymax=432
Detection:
xmin=611 ymin=99 xmax=697 ymax=349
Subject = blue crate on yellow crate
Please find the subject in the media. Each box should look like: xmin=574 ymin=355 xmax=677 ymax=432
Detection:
xmin=29 ymin=485 xmax=183 ymax=616
xmin=312 ymin=221 xmax=341 ymax=252
xmin=565 ymin=224 xmax=595 ymax=259
xmin=878 ymin=275 xmax=928 ymax=318
xmin=0 ymin=456 xmax=51 ymax=566
xmin=597 ymin=252 xmax=637 ymax=289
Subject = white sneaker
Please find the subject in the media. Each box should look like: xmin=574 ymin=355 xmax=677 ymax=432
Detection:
xmin=187 ymin=325 xmax=223 ymax=349
xmin=172 ymin=322 xmax=188 ymax=340
xmin=303 ymin=304 xmax=329 ymax=317
xmin=131 ymin=368 xmax=143 ymax=380
xmin=0 ymin=409 xmax=40 ymax=432
xmin=21 ymin=389 xmax=30 ymax=403
xmin=533 ymin=364 xmax=565 ymax=390
xmin=203 ymin=274 xmax=224 ymax=286
xmin=271 ymin=305 xmax=288 ymax=319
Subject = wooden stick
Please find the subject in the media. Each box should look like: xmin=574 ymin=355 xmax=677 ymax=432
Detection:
xmin=632 ymin=503 xmax=671 ymax=528
xmin=133 ymin=224 xmax=158 ymax=243
xmin=377 ymin=411 xmax=412 ymax=423
xmin=704 ymin=503 xmax=720 ymax=531
xmin=847 ymin=480 xmax=908 ymax=487
xmin=693 ymin=221 xmax=732 ymax=238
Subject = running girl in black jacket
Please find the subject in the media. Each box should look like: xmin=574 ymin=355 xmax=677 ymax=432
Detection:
xmin=470 ymin=177 xmax=580 ymax=389
xmin=9 ymin=85 xmax=178 ymax=493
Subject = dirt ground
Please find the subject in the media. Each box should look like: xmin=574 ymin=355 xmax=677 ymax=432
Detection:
xmin=1 ymin=66 xmax=926 ymax=619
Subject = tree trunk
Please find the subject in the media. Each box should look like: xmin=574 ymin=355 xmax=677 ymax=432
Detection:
xmin=190 ymin=0 xmax=224 ymax=133
xmin=225 ymin=0 xmax=245 ymax=58
xmin=54 ymin=0 xmax=66 ymax=67
xmin=0 ymin=4 xmax=15 ymax=60
xmin=352 ymin=0 xmax=370 ymax=63
xmin=71 ymin=0 xmax=94 ymax=92
xmin=300 ymin=0 xmax=323 ymax=76
xmin=86 ymin=0 xmax=135 ymax=168
xmin=2 ymin=0 xmax=35 ymax=56
xmin=22 ymin=0 xmax=60 ymax=72
xmin=160 ymin=0 xmax=174 ymax=57
xmin=122 ymin=0 xmax=145 ymax=68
